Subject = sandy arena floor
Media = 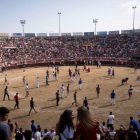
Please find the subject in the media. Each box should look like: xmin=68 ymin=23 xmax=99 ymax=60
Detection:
xmin=0 ymin=65 xmax=140 ymax=131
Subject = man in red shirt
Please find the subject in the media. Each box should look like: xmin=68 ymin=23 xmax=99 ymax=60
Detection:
xmin=14 ymin=93 xmax=19 ymax=109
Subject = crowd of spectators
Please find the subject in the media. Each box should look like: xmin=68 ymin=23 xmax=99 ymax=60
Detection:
xmin=0 ymin=34 xmax=140 ymax=63
xmin=1 ymin=107 xmax=140 ymax=140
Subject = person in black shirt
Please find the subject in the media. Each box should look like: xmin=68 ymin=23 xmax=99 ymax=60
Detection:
xmin=46 ymin=70 xmax=49 ymax=78
xmin=29 ymin=98 xmax=37 ymax=116
xmin=66 ymin=84 xmax=69 ymax=97
xmin=83 ymin=97 xmax=88 ymax=106
xmin=56 ymin=90 xmax=59 ymax=106
xmin=69 ymin=68 xmax=71 ymax=76
xmin=3 ymin=86 xmax=10 ymax=101
xmin=72 ymin=91 xmax=77 ymax=106
xmin=96 ymin=85 xmax=100 ymax=98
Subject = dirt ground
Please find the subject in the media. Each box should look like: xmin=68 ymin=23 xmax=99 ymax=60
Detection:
xmin=0 ymin=65 xmax=140 ymax=131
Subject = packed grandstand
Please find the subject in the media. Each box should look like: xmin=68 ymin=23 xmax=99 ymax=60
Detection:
xmin=0 ymin=34 xmax=140 ymax=64
xmin=0 ymin=33 xmax=140 ymax=140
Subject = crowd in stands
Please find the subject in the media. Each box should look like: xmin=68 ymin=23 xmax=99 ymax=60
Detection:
xmin=0 ymin=34 xmax=140 ymax=63
xmin=1 ymin=106 xmax=140 ymax=140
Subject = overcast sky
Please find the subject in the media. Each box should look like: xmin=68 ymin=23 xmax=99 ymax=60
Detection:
xmin=0 ymin=0 xmax=140 ymax=34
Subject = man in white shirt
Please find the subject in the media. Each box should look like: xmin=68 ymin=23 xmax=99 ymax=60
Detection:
xmin=107 ymin=112 xmax=115 ymax=130
xmin=34 ymin=128 xmax=41 ymax=140
xmin=25 ymin=83 xmax=29 ymax=97
xmin=36 ymin=77 xmax=39 ymax=88
xmin=60 ymin=84 xmax=65 ymax=99
xmin=128 ymin=85 xmax=133 ymax=100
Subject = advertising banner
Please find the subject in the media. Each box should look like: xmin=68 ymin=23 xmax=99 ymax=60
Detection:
xmin=83 ymin=44 xmax=94 ymax=46
xmin=12 ymin=33 xmax=22 ymax=37
xmin=84 ymin=32 xmax=94 ymax=36
xmin=0 ymin=33 xmax=9 ymax=37
xmin=109 ymin=31 xmax=119 ymax=35
xmin=121 ymin=30 xmax=132 ymax=34
xmin=49 ymin=33 xmax=59 ymax=36
xmin=37 ymin=33 xmax=47 ymax=37
xmin=61 ymin=33 xmax=71 ymax=36
xmin=25 ymin=33 xmax=35 ymax=37
xmin=73 ymin=32 xmax=83 ymax=36
xmin=134 ymin=29 xmax=140 ymax=33
xmin=97 ymin=31 xmax=107 ymax=35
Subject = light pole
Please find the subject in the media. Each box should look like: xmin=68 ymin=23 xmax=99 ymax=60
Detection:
xmin=132 ymin=6 xmax=136 ymax=34
xmin=93 ymin=19 xmax=98 ymax=35
xmin=20 ymin=20 xmax=26 ymax=37
xmin=58 ymin=12 xmax=61 ymax=36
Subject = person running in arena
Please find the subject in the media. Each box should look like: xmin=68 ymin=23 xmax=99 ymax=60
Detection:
xmin=79 ymin=78 xmax=82 ymax=90
xmin=110 ymin=90 xmax=116 ymax=105
xmin=3 ymin=86 xmax=10 ymax=101
xmin=14 ymin=93 xmax=20 ymax=109
xmin=66 ymin=84 xmax=70 ymax=97
xmin=56 ymin=90 xmax=59 ymax=106
xmin=36 ymin=77 xmax=39 ymax=88
xmin=55 ymin=72 xmax=57 ymax=81
xmin=78 ymin=69 xmax=80 ymax=77
xmin=60 ymin=84 xmax=65 ymax=99
xmin=23 ymin=76 xmax=26 ymax=87
xmin=112 ymin=69 xmax=115 ymax=79
xmin=96 ymin=85 xmax=100 ymax=98
xmin=57 ymin=66 xmax=59 ymax=74
xmin=25 ymin=83 xmax=29 ymax=97
xmin=46 ymin=70 xmax=49 ymax=78
xmin=73 ymin=73 xmax=76 ymax=82
xmin=4 ymin=74 xmax=8 ymax=85
xmin=46 ymin=76 xmax=49 ymax=86
xmin=83 ymin=64 xmax=86 ymax=71
xmin=29 ymin=97 xmax=37 ymax=116
xmin=75 ymin=67 xmax=77 ymax=75
xmin=72 ymin=91 xmax=77 ymax=106
xmin=110 ymin=67 xmax=113 ymax=78
xmin=68 ymin=68 xmax=71 ymax=76
xmin=128 ymin=85 xmax=133 ymax=100
xmin=53 ymin=71 xmax=55 ymax=81
xmin=134 ymin=65 xmax=138 ymax=73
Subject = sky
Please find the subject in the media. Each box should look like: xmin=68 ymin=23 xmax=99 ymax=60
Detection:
xmin=0 ymin=0 xmax=140 ymax=35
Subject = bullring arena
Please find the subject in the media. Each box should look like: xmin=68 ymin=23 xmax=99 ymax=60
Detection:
xmin=0 ymin=63 xmax=140 ymax=131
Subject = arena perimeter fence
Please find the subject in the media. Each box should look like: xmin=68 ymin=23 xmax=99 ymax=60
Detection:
xmin=0 ymin=57 xmax=139 ymax=72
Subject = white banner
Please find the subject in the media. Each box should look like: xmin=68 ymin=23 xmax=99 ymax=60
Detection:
xmin=37 ymin=33 xmax=47 ymax=37
xmin=73 ymin=32 xmax=83 ymax=36
xmin=49 ymin=33 xmax=59 ymax=36
xmin=61 ymin=33 xmax=71 ymax=36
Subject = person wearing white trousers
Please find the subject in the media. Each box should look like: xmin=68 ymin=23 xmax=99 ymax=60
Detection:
xmin=53 ymin=71 xmax=55 ymax=81
xmin=110 ymin=90 xmax=116 ymax=105
xmin=79 ymin=78 xmax=82 ymax=90
xmin=36 ymin=77 xmax=39 ymax=88
xmin=60 ymin=84 xmax=65 ymax=99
